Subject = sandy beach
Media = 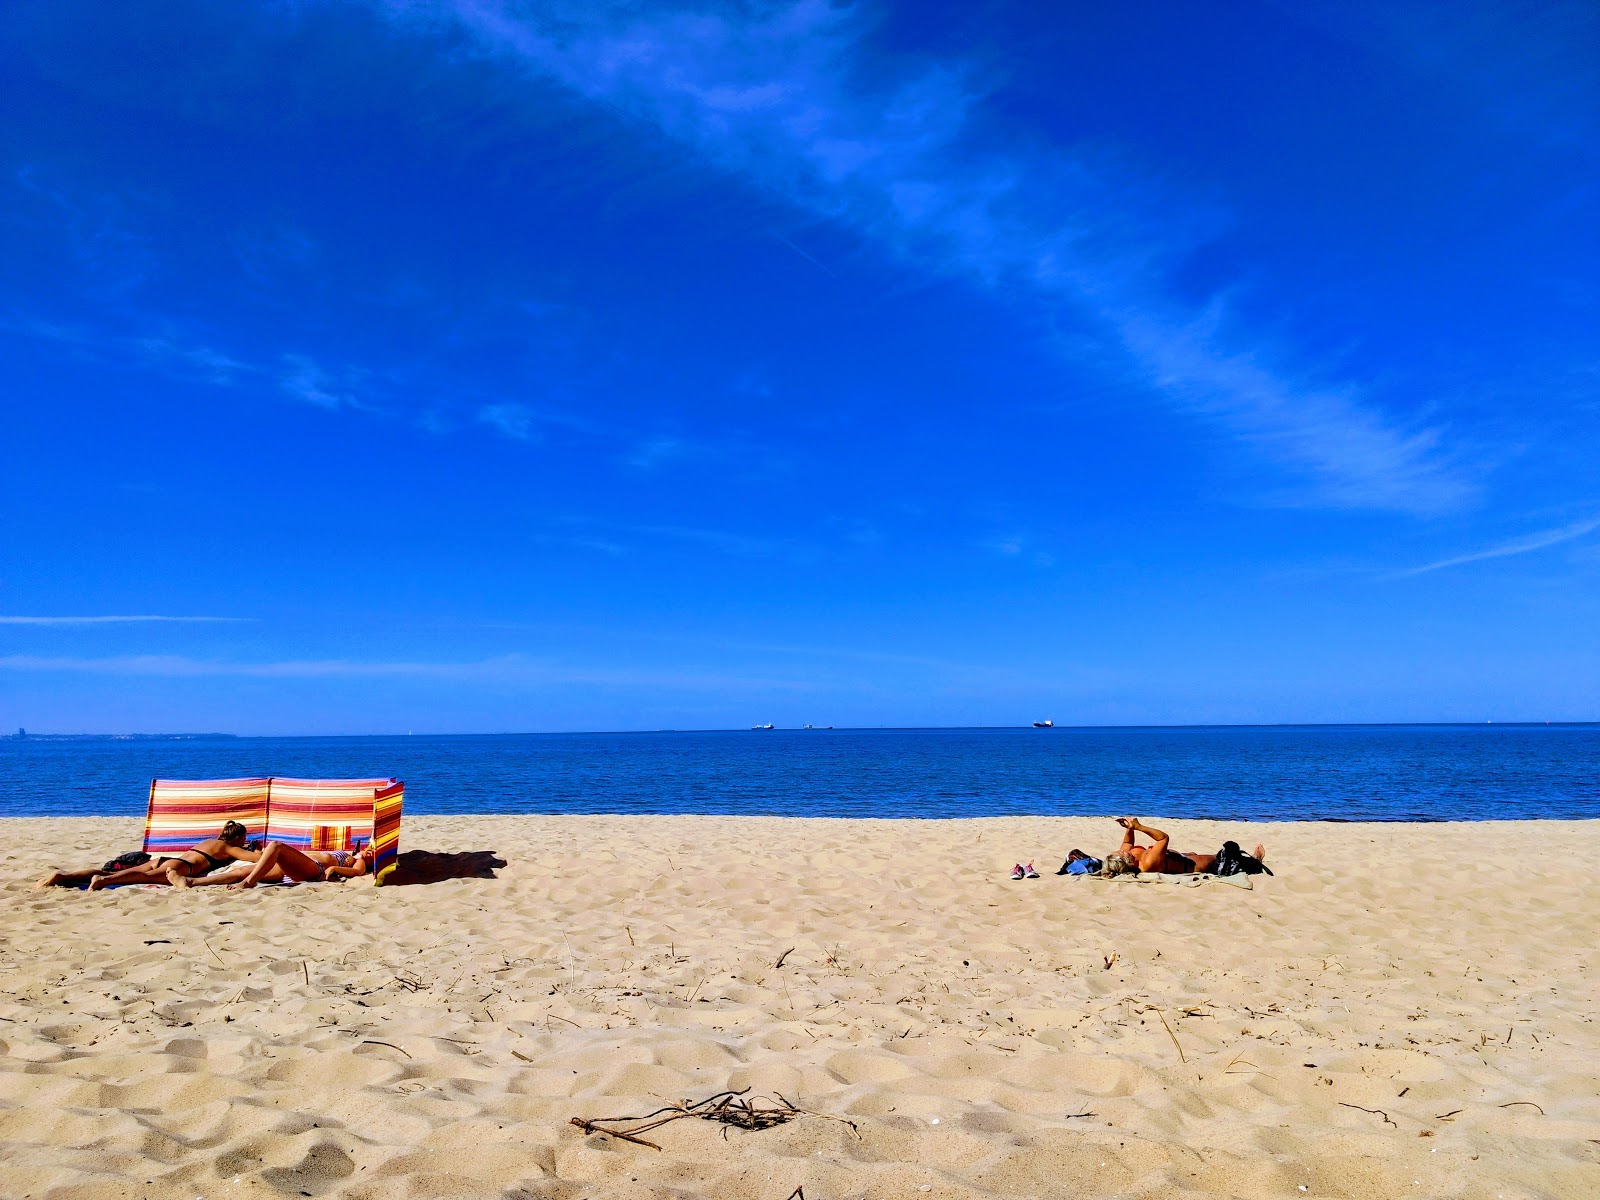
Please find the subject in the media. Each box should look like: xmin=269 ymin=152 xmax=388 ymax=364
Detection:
xmin=2 ymin=814 xmax=1597 ymax=1200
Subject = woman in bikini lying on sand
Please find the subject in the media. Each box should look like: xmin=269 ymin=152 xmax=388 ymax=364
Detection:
xmin=182 ymin=841 xmax=376 ymax=890
xmin=40 ymin=821 xmax=265 ymax=890
xmin=1104 ymin=817 xmax=1267 ymax=875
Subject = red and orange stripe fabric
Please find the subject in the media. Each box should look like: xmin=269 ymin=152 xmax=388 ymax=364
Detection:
xmin=141 ymin=777 xmax=404 ymax=884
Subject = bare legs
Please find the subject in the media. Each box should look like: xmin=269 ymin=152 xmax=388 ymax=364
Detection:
xmin=87 ymin=860 xmax=195 ymax=890
xmin=182 ymin=863 xmax=262 ymax=887
xmin=34 ymin=869 xmax=106 ymax=889
xmin=229 ymin=843 xmax=326 ymax=890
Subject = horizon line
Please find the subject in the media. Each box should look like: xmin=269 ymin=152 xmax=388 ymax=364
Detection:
xmin=5 ymin=719 xmax=1594 ymax=739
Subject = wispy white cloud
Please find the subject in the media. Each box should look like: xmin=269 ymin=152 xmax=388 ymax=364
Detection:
xmin=477 ymin=402 xmax=543 ymax=440
xmin=278 ymin=352 xmax=371 ymax=411
xmin=13 ymin=166 xmax=155 ymax=298
xmin=534 ymin=515 xmax=796 ymax=558
xmin=1394 ymin=513 xmax=1600 ymax=576
xmin=0 ymin=313 xmax=377 ymax=416
xmin=629 ymin=522 xmax=791 ymax=557
xmin=0 ymin=652 xmax=822 ymax=691
xmin=1282 ymin=1 xmax=1599 ymax=150
xmin=373 ymin=0 xmax=1470 ymax=514
xmin=0 ymin=615 xmax=249 ymax=625
xmin=625 ymin=436 xmax=698 ymax=470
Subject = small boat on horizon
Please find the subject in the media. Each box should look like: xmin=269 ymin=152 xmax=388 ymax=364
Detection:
xmin=803 ymin=724 xmax=834 ymax=730
xmin=751 ymin=723 xmax=776 ymax=731
xmin=1032 ymin=719 xmax=1055 ymax=728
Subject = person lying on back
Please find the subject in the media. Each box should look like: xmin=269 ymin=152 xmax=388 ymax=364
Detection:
xmin=1102 ymin=817 xmax=1270 ymax=876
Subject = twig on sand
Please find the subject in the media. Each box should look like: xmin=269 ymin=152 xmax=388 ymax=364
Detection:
xmin=302 ymin=960 xmax=310 ymax=987
xmin=774 ymin=947 xmax=795 ymax=970
xmin=1065 ymin=1109 xmax=1097 ymax=1119
xmin=570 ymin=1089 xmax=858 ymax=1152
xmin=361 ymin=1040 xmax=412 ymax=1059
xmin=1434 ymin=1109 xmax=1463 ymax=1121
xmin=1339 ymin=1103 xmax=1396 ymax=1128
xmin=568 ymin=1119 xmax=662 ymax=1150
xmin=203 ymin=939 xmax=226 ymax=967
xmin=784 ymin=1188 xmax=806 ymax=1200
xmin=1155 ymin=1008 xmax=1186 ymax=1064
xmin=1497 ymin=1101 xmax=1545 ymax=1115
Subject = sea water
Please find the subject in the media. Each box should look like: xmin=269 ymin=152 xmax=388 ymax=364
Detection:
xmin=0 ymin=725 xmax=1595 ymax=821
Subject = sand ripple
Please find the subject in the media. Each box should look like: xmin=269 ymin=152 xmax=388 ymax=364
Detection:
xmin=3 ymin=814 xmax=1599 ymax=1198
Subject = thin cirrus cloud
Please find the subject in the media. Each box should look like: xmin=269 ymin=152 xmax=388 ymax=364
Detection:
xmin=0 ymin=653 xmax=822 ymax=691
xmin=2 ymin=312 xmax=372 ymax=416
xmin=0 ymin=615 xmax=251 ymax=625
xmin=1393 ymin=513 xmax=1600 ymax=577
xmin=372 ymin=0 xmax=1470 ymax=515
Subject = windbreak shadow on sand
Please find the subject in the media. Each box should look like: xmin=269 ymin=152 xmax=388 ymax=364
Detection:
xmin=383 ymin=848 xmax=507 ymax=886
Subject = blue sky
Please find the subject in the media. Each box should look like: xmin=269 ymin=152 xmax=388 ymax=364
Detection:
xmin=1 ymin=0 xmax=1596 ymax=733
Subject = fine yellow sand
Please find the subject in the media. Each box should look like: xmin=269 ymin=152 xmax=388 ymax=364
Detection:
xmin=3 ymin=815 xmax=1598 ymax=1200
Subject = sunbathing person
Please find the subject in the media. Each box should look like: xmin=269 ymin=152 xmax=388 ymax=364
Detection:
xmin=78 ymin=821 xmax=261 ymax=890
xmin=215 ymin=841 xmax=375 ymax=890
xmin=34 ymin=849 xmax=149 ymax=889
xmin=1108 ymin=817 xmax=1267 ymax=875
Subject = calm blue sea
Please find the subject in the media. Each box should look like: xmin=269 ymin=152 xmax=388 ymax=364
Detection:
xmin=0 ymin=725 xmax=1596 ymax=822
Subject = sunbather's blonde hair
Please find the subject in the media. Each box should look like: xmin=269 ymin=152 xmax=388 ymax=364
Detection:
xmin=1100 ymin=852 xmax=1139 ymax=877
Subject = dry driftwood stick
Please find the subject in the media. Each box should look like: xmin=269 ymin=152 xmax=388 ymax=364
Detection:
xmin=1434 ymin=1109 xmax=1463 ymax=1120
xmin=1339 ymin=1102 xmax=1396 ymax=1128
xmin=1155 ymin=1008 xmax=1186 ymax=1064
xmin=774 ymin=947 xmax=795 ymax=970
xmin=361 ymin=1040 xmax=412 ymax=1059
xmin=571 ymin=1088 xmax=858 ymax=1150
xmin=1497 ymin=1101 xmax=1545 ymax=1115
xmin=568 ymin=1117 xmax=662 ymax=1150
xmin=773 ymin=1092 xmax=861 ymax=1137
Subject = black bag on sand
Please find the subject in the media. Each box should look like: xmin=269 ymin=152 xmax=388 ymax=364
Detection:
xmin=100 ymin=850 xmax=151 ymax=872
xmin=1214 ymin=841 xmax=1272 ymax=877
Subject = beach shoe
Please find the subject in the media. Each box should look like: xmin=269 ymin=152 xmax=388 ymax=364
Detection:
xmin=1024 ymin=862 xmax=1040 ymax=878
xmin=1010 ymin=864 xmax=1026 ymax=880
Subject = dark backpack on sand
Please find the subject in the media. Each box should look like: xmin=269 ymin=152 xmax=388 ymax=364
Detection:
xmin=1213 ymin=841 xmax=1272 ymax=877
xmin=100 ymin=850 xmax=151 ymax=872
